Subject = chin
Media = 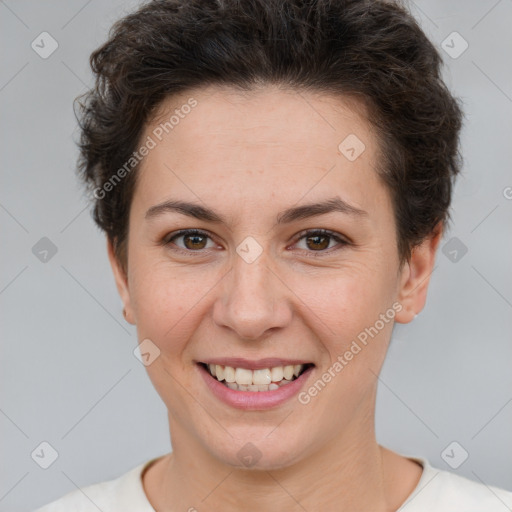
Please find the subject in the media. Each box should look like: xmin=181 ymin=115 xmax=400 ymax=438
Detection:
xmin=203 ymin=426 xmax=308 ymax=471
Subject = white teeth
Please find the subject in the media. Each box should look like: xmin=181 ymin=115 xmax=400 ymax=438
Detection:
xmin=253 ymin=368 xmax=271 ymax=385
xmin=205 ymin=363 xmax=308 ymax=390
xmin=270 ymin=366 xmax=284 ymax=382
xmin=224 ymin=366 xmax=236 ymax=383
xmin=234 ymin=367 xmax=253 ymax=385
xmin=219 ymin=381 xmax=294 ymax=392
xmin=283 ymin=365 xmax=294 ymax=380
xmin=215 ymin=365 xmax=225 ymax=381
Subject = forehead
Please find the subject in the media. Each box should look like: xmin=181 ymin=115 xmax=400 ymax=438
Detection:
xmin=149 ymin=84 xmax=373 ymax=153
xmin=134 ymin=85 xmax=388 ymax=220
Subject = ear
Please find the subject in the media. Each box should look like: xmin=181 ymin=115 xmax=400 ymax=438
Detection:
xmin=394 ymin=222 xmax=443 ymax=324
xmin=107 ymin=238 xmax=135 ymax=325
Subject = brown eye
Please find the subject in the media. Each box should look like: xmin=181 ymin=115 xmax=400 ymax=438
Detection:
xmin=305 ymin=233 xmax=330 ymax=251
xmin=294 ymin=229 xmax=349 ymax=255
xmin=182 ymin=233 xmax=207 ymax=250
xmin=166 ymin=229 xmax=215 ymax=252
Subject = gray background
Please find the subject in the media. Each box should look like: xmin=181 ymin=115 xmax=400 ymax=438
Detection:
xmin=1 ymin=1 xmax=511 ymax=510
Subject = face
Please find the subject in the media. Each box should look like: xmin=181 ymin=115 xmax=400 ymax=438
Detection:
xmin=109 ymin=85 xmax=439 ymax=470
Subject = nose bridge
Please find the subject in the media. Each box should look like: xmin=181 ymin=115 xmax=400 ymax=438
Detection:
xmin=213 ymin=242 xmax=290 ymax=340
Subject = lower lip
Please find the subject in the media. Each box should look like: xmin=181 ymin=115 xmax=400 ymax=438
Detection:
xmin=198 ymin=364 xmax=314 ymax=410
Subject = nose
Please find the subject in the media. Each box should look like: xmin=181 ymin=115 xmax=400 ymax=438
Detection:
xmin=212 ymin=248 xmax=292 ymax=341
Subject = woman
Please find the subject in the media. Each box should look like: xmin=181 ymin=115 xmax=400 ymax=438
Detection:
xmin=35 ymin=0 xmax=512 ymax=510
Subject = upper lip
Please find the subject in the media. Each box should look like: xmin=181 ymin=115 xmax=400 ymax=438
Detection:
xmin=198 ymin=358 xmax=314 ymax=370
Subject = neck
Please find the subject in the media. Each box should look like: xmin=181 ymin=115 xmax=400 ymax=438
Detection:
xmin=146 ymin=403 xmax=407 ymax=511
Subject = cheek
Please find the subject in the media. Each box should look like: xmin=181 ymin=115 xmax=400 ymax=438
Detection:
xmin=298 ymin=270 xmax=396 ymax=416
xmin=291 ymin=262 xmax=395 ymax=340
xmin=129 ymin=261 xmax=212 ymax=353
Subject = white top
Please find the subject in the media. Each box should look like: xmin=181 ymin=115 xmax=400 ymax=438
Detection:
xmin=34 ymin=455 xmax=512 ymax=511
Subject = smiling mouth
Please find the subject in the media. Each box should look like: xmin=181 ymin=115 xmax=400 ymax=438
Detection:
xmin=199 ymin=362 xmax=315 ymax=392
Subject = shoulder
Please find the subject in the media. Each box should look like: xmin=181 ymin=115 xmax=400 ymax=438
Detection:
xmin=400 ymin=456 xmax=512 ymax=512
xmin=33 ymin=458 xmax=159 ymax=512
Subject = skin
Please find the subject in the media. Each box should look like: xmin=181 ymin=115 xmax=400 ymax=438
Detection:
xmin=108 ymin=84 xmax=442 ymax=511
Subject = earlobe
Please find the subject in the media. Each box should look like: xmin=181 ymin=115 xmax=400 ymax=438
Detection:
xmin=107 ymin=238 xmax=135 ymax=324
xmin=395 ymin=222 xmax=443 ymax=324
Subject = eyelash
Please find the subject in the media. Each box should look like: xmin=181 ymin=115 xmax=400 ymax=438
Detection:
xmin=164 ymin=228 xmax=350 ymax=257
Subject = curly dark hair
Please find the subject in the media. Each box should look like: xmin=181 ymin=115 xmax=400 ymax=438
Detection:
xmin=75 ymin=0 xmax=464 ymax=272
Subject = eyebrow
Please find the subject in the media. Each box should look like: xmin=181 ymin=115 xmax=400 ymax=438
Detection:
xmin=145 ymin=196 xmax=368 ymax=224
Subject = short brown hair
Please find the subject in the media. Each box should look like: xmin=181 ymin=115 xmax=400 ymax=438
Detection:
xmin=75 ymin=0 xmax=464 ymax=271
